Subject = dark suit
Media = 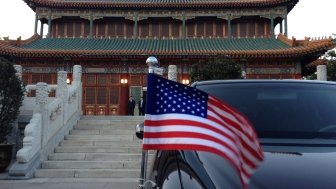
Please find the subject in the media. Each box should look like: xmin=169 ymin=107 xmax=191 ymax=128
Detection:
xmin=128 ymin=99 xmax=135 ymax=115
xmin=138 ymin=99 xmax=145 ymax=115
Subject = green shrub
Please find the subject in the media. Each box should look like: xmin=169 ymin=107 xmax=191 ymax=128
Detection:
xmin=0 ymin=58 xmax=24 ymax=143
xmin=191 ymin=56 xmax=242 ymax=82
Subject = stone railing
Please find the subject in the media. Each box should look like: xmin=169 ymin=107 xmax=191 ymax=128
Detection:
xmin=9 ymin=65 xmax=82 ymax=179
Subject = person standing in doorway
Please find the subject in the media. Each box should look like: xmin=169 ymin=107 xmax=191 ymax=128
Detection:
xmin=128 ymin=96 xmax=136 ymax=116
xmin=138 ymin=96 xmax=145 ymax=116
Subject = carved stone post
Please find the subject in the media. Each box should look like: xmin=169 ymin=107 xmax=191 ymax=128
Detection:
xmin=57 ymin=71 xmax=68 ymax=124
xmin=73 ymin=65 xmax=82 ymax=114
xmin=35 ymin=82 xmax=49 ymax=146
xmin=168 ymin=65 xmax=177 ymax=82
xmin=317 ymin=65 xmax=327 ymax=81
xmin=73 ymin=65 xmax=82 ymax=84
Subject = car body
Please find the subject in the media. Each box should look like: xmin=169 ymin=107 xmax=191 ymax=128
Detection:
xmin=138 ymin=80 xmax=336 ymax=189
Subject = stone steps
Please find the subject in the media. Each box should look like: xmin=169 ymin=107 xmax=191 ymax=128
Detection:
xmin=35 ymin=169 xmax=140 ymax=178
xmin=42 ymin=161 xmax=141 ymax=169
xmin=34 ymin=116 xmax=147 ymax=184
xmin=70 ymin=129 xmax=135 ymax=135
xmin=55 ymin=146 xmax=142 ymax=153
xmin=59 ymin=140 xmax=142 ymax=147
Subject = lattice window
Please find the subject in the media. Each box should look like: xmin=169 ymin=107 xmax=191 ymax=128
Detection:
xmin=32 ymin=74 xmax=41 ymax=84
xmin=110 ymin=74 xmax=120 ymax=85
xmin=130 ymin=75 xmax=141 ymax=85
xmin=110 ymin=87 xmax=120 ymax=105
xmin=97 ymin=75 xmax=107 ymax=85
xmin=85 ymin=87 xmax=96 ymax=104
xmin=97 ymin=87 xmax=107 ymax=104
xmin=41 ymin=74 xmax=52 ymax=84
xmin=85 ymin=75 xmax=96 ymax=85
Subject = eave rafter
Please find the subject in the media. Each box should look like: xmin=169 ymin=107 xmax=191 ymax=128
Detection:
xmin=24 ymin=0 xmax=298 ymax=10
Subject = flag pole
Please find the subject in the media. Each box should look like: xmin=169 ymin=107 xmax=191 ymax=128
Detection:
xmin=139 ymin=56 xmax=160 ymax=189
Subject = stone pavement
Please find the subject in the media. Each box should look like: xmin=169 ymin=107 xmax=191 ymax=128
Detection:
xmin=0 ymin=178 xmax=139 ymax=189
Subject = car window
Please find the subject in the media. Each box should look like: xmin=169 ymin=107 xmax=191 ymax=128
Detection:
xmin=196 ymin=82 xmax=336 ymax=139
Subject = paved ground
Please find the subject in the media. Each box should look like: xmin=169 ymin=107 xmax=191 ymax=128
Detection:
xmin=0 ymin=178 xmax=139 ymax=189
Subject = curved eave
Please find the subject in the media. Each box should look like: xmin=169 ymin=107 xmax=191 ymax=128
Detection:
xmin=0 ymin=41 xmax=333 ymax=59
xmin=23 ymin=0 xmax=298 ymax=10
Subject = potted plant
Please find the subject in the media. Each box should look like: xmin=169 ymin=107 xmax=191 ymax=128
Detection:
xmin=0 ymin=57 xmax=24 ymax=172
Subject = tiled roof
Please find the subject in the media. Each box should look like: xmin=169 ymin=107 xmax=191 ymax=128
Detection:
xmin=23 ymin=38 xmax=290 ymax=51
xmin=24 ymin=0 xmax=298 ymax=10
xmin=0 ymin=34 xmax=334 ymax=58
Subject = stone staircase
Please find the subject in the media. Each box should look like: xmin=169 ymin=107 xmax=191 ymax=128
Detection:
xmin=34 ymin=116 xmax=146 ymax=185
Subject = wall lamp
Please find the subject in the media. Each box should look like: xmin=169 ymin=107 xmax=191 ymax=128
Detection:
xmin=120 ymin=78 xmax=128 ymax=84
xmin=182 ymin=79 xmax=190 ymax=85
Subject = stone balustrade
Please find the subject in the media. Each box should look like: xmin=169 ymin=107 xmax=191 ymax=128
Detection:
xmin=9 ymin=65 xmax=82 ymax=179
xmin=16 ymin=113 xmax=42 ymax=163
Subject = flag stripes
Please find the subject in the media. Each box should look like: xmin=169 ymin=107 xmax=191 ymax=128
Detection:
xmin=143 ymin=73 xmax=263 ymax=188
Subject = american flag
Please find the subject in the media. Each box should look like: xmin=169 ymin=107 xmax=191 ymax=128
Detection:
xmin=143 ymin=73 xmax=264 ymax=188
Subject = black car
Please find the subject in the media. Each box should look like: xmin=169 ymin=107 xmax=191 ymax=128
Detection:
xmin=136 ymin=80 xmax=336 ymax=189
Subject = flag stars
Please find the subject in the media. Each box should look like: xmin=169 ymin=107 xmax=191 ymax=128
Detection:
xmin=150 ymin=75 xmax=207 ymax=117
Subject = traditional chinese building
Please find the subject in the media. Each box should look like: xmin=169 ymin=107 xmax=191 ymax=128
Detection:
xmin=0 ymin=0 xmax=334 ymax=115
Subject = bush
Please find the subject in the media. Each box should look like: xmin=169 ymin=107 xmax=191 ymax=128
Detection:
xmin=0 ymin=58 xmax=24 ymax=143
xmin=190 ymin=56 xmax=242 ymax=82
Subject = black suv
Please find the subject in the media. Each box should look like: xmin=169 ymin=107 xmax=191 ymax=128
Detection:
xmin=137 ymin=80 xmax=336 ymax=189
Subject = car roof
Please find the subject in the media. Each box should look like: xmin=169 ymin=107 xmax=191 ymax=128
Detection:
xmin=192 ymin=79 xmax=336 ymax=86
